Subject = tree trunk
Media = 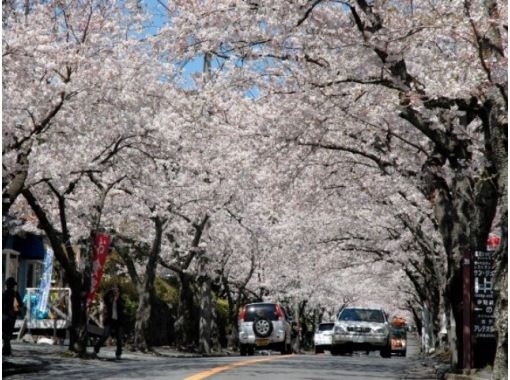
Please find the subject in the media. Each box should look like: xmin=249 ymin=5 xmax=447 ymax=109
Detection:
xmin=222 ymin=251 xmax=255 ymax=351
xmin=222 ymin=276 xmax=240 ymax=351
xmin=421 ymin=300 xmax=437 ymax=353
xmin=134 ymin=285 xmax=152 ymax=351
xmin=292 ymin=304 xmax=301 ymax=354
xmin=68 ymin=274 xmax=89 ymax=355
xmin=2 ymin=144 xmax=30 ymax=220
xmin=403 ymin=256 xmax=443 ymax=353
xmin=22 ymin=188 xmax=91 ymax=355
xmin=443 ymin=232 xmax=470 ymax=369
xmin=174 ymin=272 xmax=198 ymax=348
xmin=491 ymin=172 xmax=507 ymax=378
xmin=198 ymin=273 xmax=220 ymax=354
xmin=408 ymin=301 xmax=423 ymax=339
xmin=489 ymin=90 xmax=507 ymax=380
xmin=492 ymin=245 xmax=507 ymax=380
xmin=128 ymin=217 xmax=163 ymax=351
xmin=427 ymin=165 xmax=498 ymax=369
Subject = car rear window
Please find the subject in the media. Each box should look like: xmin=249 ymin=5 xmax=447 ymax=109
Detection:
xmin=244 ymin=304 xmax=277 ymax=321
xmin=391 ymin=328 xmax=407 ymax=338
xmin=338 ymin=308 xmax=385 ymax=323
xmin=318 ymin=323 xmax=335 ymax=331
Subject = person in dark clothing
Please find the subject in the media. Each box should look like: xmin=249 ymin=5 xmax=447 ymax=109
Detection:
xmin=3 ymin=277 xmax=23 ymax=355
xmin=94 ymin=285 xmax=124 ymax=359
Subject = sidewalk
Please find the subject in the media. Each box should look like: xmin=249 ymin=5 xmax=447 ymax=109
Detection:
xmin=419 ymin=351 xmax=493 ymax=380
xmin=2 ymin=341 xmax=230 ymax=377
xmin=443 ymin=369 xmax=492 ymax=380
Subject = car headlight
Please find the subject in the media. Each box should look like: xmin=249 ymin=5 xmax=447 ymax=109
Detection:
xmin=334 ymin=325 xmax=347 ymax=334
xmin=374 ymin=327 xmax=387 ymax=334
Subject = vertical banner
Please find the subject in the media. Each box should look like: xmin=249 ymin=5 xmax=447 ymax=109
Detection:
xmin=86 ymin=232 xmax=111 ymax=307
xmin=35 ymin=247 xmax=54 ymax=319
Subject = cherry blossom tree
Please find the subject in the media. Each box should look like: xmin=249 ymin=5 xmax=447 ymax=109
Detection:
xmin=163 ymin=0 xmax=506 ymax=369
xmin=3 ymin=0 xmax=169 ymax=354
xmin=4 ymin=2 xmax=505 ymax=372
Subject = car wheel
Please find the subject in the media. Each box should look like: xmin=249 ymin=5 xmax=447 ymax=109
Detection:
xmin=315 ymin=346 xmax=323 ymax=354
xmin=248 ymin=345 xmax=255 ymax=356
xmin=240 ymin=344 xmax=247 ymax=356
xmin=330 ymin=347 xmax=339 ymax=356
xmin=253 ymin=316 xmax=273 ymax=338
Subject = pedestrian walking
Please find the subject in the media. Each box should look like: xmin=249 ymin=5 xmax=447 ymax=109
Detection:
xmin=94 ymin=285 xmax=124 ymax=359
xmin=3 ymin=277 xmax=23 ymax=355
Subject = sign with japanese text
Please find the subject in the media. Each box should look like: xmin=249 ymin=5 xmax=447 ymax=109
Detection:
xmin=472 ymin=250 xmax=495 ymax=339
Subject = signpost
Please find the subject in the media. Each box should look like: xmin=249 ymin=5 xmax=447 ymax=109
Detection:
xmin=463 ymin=232 xmax=500 ymax=369
xmin=463 ymin=250 xmax=472 ymax=369
xmin=472 ymin=250 xmax=495 ymax=339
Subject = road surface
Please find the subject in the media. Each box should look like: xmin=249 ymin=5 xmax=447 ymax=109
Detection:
xmin=4 ymin=335 xmax=438 ymax=379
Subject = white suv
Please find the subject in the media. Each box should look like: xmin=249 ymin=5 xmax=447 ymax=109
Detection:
xmin=331 ymin=307 xmax=391 ymax=358
xmin=314 ymin=322 xmax=335 ymax=354
xmin=238 ymin=302 xmax=292 ymax=355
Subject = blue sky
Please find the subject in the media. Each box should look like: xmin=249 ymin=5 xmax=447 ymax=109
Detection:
xmin=142 ymin=0 xmax=259 ymax=97
xmin=142 ymin=0 xmax=204 ymax=89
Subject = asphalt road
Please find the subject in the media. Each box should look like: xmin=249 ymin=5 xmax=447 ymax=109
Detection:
xmin=182 ymin=352 xmax=437 ymax=380
xmin=5 ymin=336 xmax=439 ymax=380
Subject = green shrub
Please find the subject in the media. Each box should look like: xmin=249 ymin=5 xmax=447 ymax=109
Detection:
xmin=154 ymin=277 xmax=179 ymax=307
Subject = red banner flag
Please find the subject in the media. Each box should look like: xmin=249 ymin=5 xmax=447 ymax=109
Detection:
xmin=87 ymin=232 xmax=111 ymax=307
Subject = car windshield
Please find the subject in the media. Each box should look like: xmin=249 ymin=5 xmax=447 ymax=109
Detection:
xmin=317 ymin=323 xmax=334 ymax=331
xmin=244 ymin=304 xmax=277 ymax=322
xmin=338 ymin=308 xmax=385 ymax=323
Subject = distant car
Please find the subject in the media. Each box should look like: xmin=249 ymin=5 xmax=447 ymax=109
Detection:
xmin=331 ymin=307 xmax=391 ymax=358
xmin=390 ymin=327 xmax=407 ymax=356
xmin=313 ymin=322 xmax=335 ymax=354
xmin=238 ymin=302 xmax=292 ymax=355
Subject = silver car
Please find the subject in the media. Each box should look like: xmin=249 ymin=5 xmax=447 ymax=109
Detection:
xmin=331 ymin=307 xmax=391 ymax=358
xmin=238 ymin=302 xmax=292 ymax=355
xmin=313 ymin=322 xmax=335 ymax=354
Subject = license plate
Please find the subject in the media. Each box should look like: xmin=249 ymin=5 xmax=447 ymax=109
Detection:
xmin=353 ymin=335 xmax=365 ymax=343
xmin=255 ymin=338 xmax=270 ymax=346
